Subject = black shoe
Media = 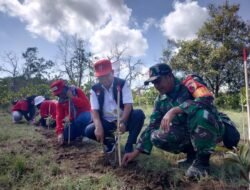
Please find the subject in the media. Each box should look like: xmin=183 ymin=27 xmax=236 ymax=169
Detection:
xmin=185 ymin=161 xmax=209 ymax=178
xmin=104 ymin=144 xmax=116 ymax=154
xmin=185 ymin=154 xmax=210 ymax=179
xmin=177 ymin=152 xmax=196 ymax=167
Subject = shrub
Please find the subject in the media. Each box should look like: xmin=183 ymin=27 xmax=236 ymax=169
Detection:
xmin=215 ymin=93 xmax=240 ymax=110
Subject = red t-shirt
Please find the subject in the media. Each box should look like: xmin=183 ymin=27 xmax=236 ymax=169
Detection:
xmin=56 ymin=88 xmax=91 ymax=135
xmin=39 ymin=100 xmax=57 ymax=120
xmin=12 ymin=100 xmax=28 ymax=112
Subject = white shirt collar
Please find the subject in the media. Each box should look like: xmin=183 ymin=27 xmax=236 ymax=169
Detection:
xmin=101 ymin=79 xmax=114 ymax=91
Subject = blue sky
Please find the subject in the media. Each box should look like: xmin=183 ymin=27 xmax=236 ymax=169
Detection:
xmin=0 ymin=0 xmax=249 ymax=75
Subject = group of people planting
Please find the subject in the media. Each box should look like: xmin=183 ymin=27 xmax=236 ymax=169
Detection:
xmin=11 ymin=59 xmax=240 ymax=179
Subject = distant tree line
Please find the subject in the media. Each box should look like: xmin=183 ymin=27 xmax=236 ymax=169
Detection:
xmin=0 ymin=35 xmax=145 ymax=107
xmin=1 ymin=2 xmax=249 ymax=110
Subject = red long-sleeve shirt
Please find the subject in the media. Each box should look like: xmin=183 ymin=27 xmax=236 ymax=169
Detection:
xmin=39 ymin=100 xmax=57 ymax=120
xmin=12 ymin=100 xmax=28 ymax=112
xmin=56 ymin=88 xmax=91 ymax=135
xmin=12 ymin=100 xmax=35 ymax=121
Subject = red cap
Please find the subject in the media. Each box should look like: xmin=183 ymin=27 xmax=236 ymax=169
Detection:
xmin=50 ymin=80 xmax=65 ymax=96
xmin=94 ymin=59 xmax=112 ymax=77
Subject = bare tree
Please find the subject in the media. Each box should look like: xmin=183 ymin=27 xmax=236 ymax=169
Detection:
xmin=107 ymin=44 xmax=145 ymax=88
xmin=107 ymin=44 xmax=128 ymax=77
xmin=0 ymin=51 xmax=21 ymax=91
xmin=123 ymin=57 xmax=144 ymax=87
xmin=57 ymin=34 xmax=72 ymax=80
xmin=0 ymin=51 xmax=20 ymax=77
xmin=57 ymin=35 xmax=92 ymax=87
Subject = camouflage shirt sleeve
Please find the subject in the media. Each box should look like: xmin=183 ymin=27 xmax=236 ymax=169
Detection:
xmin=178 ymin=97 xmax=214 ymax=116
xmin=136 ymin=96 xmax=163 ymax=154
xmin=178 ymin=100 xmax=196 ymax=115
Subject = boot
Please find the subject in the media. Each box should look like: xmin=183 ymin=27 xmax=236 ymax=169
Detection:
xmin=185 ymin=154 xmax=210 ymax=179
xmin=177 ymin=152 xmax=196 ymax=167
xmin=177 ymin=145 xmax=196 ymax=167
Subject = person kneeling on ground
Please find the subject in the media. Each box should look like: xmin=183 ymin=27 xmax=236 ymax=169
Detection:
xmin=34 ymin=95 xmax=57 ymax=128
xmin=85 ymin=59 xmax=145 ymax=154
xmin=11 ymin=95 xmax=36 ymax=124
xmin=122 ymin=63 xmax=228 ymax=179
xmin=50 ymin=80 xmax=92 ymax=145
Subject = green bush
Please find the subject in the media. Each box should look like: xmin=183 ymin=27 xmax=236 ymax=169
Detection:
xmin=133 ymin=87 xmax=158 ymax=107
xmin=0 ymin=77 xmax=52 ymax=107
xmin=0 ymin=83 xmax=52 ymax=110
xmin=215 ymin=93 xmax=240 ymax=110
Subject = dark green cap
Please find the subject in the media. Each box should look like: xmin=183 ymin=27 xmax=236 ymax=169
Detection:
xmin=144 ymin=63 xmax=172 ymax=85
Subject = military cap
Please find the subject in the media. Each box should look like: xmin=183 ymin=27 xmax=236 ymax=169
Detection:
xmin=144 ymin=63 xmax=172 ymax=85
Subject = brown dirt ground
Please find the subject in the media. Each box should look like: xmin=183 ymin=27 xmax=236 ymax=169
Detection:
xmin=20 ymin=128 xmax=247 ymax=190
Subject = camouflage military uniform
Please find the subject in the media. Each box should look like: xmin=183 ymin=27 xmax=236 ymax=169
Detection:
xmin=179 ymin=96 xmax=224 ymax=156
xmin=136 ymin=78 xmax=224 ymax=157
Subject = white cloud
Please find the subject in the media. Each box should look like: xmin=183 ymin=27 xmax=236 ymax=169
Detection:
xmin=160 ymin=0 xmax=208 ymax=41
xmin=90 ymin=22 xmax=148 ymax=57
xmin=142 ymin=17 xmax=157 ymax=32
xmin=0 ymin=0 xmax=148 ymax=57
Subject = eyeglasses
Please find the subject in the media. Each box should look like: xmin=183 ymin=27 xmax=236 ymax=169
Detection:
xmin=152 ymin=77 xmax=161 ymax=85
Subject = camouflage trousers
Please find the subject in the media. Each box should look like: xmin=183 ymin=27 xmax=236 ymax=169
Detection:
xmin=151 ymin=109 xmax=223 ymax=156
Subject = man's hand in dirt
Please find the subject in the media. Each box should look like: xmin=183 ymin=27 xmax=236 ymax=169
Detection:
xmin=122 ymin=149 xmax=140 ymax=166
xmin=94 ymin=126 xmax=104 ymax=143
xmin=119 ymin=122 xmax=126 ymax=134
xmin=57 ymin=134 xmax=64 ymax=145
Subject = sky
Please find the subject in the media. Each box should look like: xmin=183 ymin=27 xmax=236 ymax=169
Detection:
xmin=0 ymin=0 xmax=250 ymax=76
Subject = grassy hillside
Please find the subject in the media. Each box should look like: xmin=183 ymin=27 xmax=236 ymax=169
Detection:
xmin=0 ymin=109 xmax=249 ymax=190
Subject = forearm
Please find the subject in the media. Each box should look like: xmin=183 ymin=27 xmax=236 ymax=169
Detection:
xmin=178 ymin=100 xmax=196 ymax=114
xmin=120 ymin=104 xmax=132 ymax=123
xmin=56 ymin=114 xmax=65 ymax=135
xmin=169 ymin=107 xmax=183 ymax=115
xmin=136 ymin=105 xmax=162 ymax=154
xmin=136 ymin=127 xmax=155 ymax=154
xmin=92 ymin=110 xmax=103 ymax=129
xmin=56 ymin=104 xmax=64 ymax=135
